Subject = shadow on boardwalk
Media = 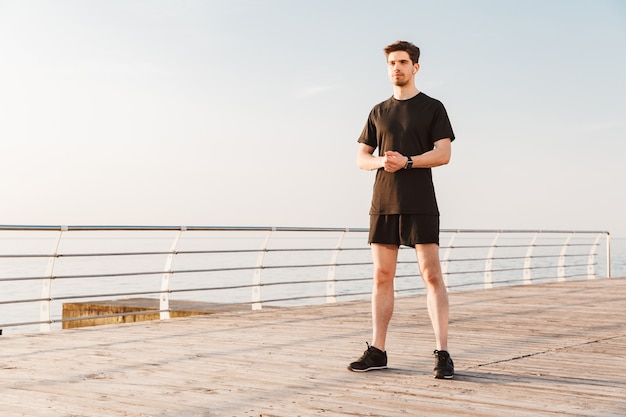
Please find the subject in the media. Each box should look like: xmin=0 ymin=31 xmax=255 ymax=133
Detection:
xmin=1 ymin=278 xmax=625 ymax=417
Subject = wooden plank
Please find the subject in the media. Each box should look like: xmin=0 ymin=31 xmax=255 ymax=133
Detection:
xmin=0 ymin=278 xmax=624 ymax=416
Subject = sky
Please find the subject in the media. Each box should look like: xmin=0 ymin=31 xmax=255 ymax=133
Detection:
xmin=1 ymin=0 xmax=625 ymax=236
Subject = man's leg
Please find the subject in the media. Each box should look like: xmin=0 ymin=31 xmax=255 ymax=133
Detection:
xmin=416 ymin=243 xmax=454 ymax=379
xmin=415 ymin=243 xmax=448 ymax=351
xmin=347 ymin=243 xmax=397 ymax=372
xmin=371 ymin=243 xmax=399 ymax=351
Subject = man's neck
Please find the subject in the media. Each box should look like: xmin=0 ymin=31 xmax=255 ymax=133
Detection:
xmin=393 ymin=86 xmax=420 ymax=100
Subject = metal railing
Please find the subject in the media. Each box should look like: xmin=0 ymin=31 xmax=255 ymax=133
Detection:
xmin=0 ymin=226 xmax=611 ymax=335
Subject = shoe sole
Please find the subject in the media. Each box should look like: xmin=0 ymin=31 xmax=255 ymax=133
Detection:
xmin=434 ymin=374 xmax=454 ymax=379
xmin=348 ymin=365 xmax=388 ymax=372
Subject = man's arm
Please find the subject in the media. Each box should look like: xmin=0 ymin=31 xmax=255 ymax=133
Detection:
xmin=411 ymin=137 xmax=452 ymax=168
xmin=357 ymin=143 xmax=384 ymax=171
xmin=385 ymin=138 xmax=452 ymax=172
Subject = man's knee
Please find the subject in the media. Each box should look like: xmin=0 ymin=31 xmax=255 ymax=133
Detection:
xmin=421 ymin=269 xmax=444 ymax=288
xmin=374 ymin=265 xmax=396 ymax=285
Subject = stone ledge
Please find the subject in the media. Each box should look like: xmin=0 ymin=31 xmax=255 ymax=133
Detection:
xmin=62 ymin=298 xmax=249 ymax=329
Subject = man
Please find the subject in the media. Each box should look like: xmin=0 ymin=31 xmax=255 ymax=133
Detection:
xmin=348 ymin=40 xmax=455 ymax=379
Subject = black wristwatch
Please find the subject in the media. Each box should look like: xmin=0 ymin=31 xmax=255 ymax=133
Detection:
xmin=404 ymin=156 xmax=413 ymax=169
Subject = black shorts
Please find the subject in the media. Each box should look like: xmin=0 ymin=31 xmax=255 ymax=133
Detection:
xmin=369 ymin=214 xmax=440 ymax=247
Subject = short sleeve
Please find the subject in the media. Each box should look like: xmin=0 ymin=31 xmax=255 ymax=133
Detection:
xmin=357 ymin=109 xmax=379 ymax=149
xmin=430 ymin=102 xmax=455 ymax=144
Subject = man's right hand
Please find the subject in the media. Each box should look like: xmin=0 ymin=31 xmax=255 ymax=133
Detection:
xmin=382 ymin=151 xmax=407 ymax=173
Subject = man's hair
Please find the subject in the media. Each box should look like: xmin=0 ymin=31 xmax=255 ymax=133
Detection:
xmin=384 ymin=40 xmax=420 ymax=64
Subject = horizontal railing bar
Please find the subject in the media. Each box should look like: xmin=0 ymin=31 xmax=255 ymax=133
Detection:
xmin=0 ymin=297 xmax=47 ymax=305
xmin=1 ymin=290 xmax=163 ymax=306
xmin=444 ymin=273 xmax=593 ymax=290
xmin=157 ymin=281 xmax=322 ymax=296
xmin=0 ymin=258 xmax=596 ymax=284
xmin=0 ymin=225 xmax=609 ymax=234
xmin=443 ymin=263 xmax=595 ymax=276
xmin=0 ymin=225 xmax=370 ymax=233
xmin=0 ymin=269 xmax=185 ymax=282
xmin=373 ymin=261 xmax=595 ymax=280
xmin=396 ymin=255 xmax=590 ymax=266
xmin=459 ymin=242 xmax=599 ymax=247
xmin=440 ymin=229 xmax=609 ymax=235
xmin=1 ymin=243 xmax=599 ymax=259
xmin=167 ymin=275 xmax=383 ymax=295
xmin=0 ymin=252 xmax=171 ymax=259
xmin=3 ymin=278 xmax=508 ymax=312
xmin=336 ymin=290 xmax=373 ymax=299
xmin=49 ymin=290 xmax=163 ymax=302
xmin=1 ymin=277 xmax=372 ymax=308
xmin=0 ymin=247 xmax=375 ymax=259
xmin=432 ymin=254 xmax=592 ymax=263
xmin=447 ymin=278 xmax=536 ymax=290
xmin=0 ymin=319 xmax=50 ymax=328
xmin=2 ymin=265 xmax=278 ymax=282
xmin=441 ymin=243 xmax=595 ymax=250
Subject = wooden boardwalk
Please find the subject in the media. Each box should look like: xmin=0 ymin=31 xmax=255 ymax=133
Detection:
xmin=1 ymin=278 xmax=625 ymax=417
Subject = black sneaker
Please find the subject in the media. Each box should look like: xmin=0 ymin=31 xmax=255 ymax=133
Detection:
xmin=348 ymin=342 xmax=388 ymax=372
xmin=433 ymin=350 xmax=454 ymax=379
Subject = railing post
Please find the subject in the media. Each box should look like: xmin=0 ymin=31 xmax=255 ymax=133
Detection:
xmin=484 ymin=232 xmax=500 ymax=289
xmin=252 ymin=229 xmax=273 ymax=310
xmin=606 ymin=232 xmax=611 ymax=278
xmin=40 ymin=226 xmax=66 ymax=332
xmin=586 ymin=234 xmax=602 ymax=280
xmin=326 ymin=231 xmax=346 ymax=304
xmin=441 ymin=231 xmax=457 ymax=287
xmin=523 ymin=233 xmax=538 ymax=285
xmin=160 ymin=228 xmax=185 ymax=320
xmin=557 ymin=233 xmax=573 ymax=282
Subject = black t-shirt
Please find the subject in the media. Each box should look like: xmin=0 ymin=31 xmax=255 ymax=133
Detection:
xmin=357 ymin=92 xmax=455 ymax=215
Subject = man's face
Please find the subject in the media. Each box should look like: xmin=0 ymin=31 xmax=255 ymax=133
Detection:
xmin=387 ymin=51 xmax=417 ymax=87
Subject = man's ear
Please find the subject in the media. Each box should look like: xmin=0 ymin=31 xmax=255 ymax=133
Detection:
xmin=413 ymin=63 xmax=420 ymax=74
